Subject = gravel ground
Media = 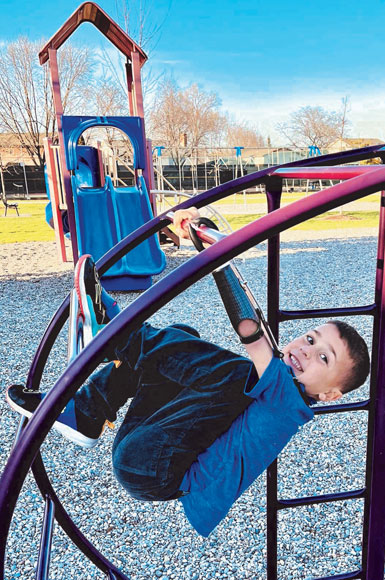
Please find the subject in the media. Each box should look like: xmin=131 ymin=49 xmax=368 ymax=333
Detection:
xmin=0 ymin=229 xmax=381 ymax=579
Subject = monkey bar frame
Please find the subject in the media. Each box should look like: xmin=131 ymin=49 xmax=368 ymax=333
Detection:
xmin=2 ymin=144 xmax=385 ymax=579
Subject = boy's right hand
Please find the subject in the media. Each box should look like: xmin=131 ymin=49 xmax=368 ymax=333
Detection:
xmin=173 ymin=207 xmax=200 ymax=239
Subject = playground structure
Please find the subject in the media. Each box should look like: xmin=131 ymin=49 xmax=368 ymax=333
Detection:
xmin=2 ymin=140 xmax=385 ymax=579
xmin=42 ymin=2 xmax=166 ymax=290
xmin=3 ymin=2 xmax=385 ymax=579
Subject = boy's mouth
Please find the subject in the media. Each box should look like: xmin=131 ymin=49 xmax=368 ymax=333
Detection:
xmin=289 ymin=354 xmax=303 ymax=373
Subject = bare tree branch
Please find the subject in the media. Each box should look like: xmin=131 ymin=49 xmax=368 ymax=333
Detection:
xmin=276 ymin=104 xmax=351 ymax=149
xmin=0 ymin=38 xmax=92 ymax=167
xmin=224 ymin=116 xmax=264 ymax=147
xmin=147 ymin=80 xmax=228 ymax=159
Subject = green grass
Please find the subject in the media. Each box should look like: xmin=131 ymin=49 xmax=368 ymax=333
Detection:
xmin=214 ymin=191 xmax=381 ymax=206
xmin=0 ymin=199 xmax=380 ymax=245
xmin=0 ymin=201 xmax=55 ymax=244
xmin=224 ymin=211 xmax=379 ymax=232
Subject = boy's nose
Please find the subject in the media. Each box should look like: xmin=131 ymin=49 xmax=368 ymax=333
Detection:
xmin=300 ymin=345 xmax=311 ymax=358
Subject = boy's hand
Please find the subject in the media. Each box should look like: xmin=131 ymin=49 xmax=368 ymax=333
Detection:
xmin=173 ymin=207 xmax=200 ymax=239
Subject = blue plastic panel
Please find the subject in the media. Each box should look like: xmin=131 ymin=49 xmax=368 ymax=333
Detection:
xmin=60 ymin=115 xmax=166 ymax=289
xmin=72 ymin=176 xmax=166 ymax=278
xmin=61 ymin=115 xmax=147 ymax=171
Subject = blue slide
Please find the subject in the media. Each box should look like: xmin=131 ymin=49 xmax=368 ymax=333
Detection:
xmin=71 ymin=173 xmax=166 ymax=290
xmin=57 ymin=116 xmax=166 ymax=291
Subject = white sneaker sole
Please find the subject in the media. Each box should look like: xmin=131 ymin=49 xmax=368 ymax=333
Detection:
xmin=74 ymin=254 xmax=95 ymax=346
xmin=6 ymin=389 xmax=99 ymax=449
xmin=74 ymin=255 xmax=106 ymax=346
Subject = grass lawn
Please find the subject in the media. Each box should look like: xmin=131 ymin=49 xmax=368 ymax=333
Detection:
xmin=214 ymin=191 xmax=381 ymax=206
xmin=0 ymin=199 xmax=379 ymax=245
xmin=0 ymin=201 xmax=55 ymax=244
xmin=224 ymin=211 xmax=379 ymax=232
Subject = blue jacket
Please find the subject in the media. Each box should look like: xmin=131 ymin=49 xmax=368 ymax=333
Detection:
xmin=179 ymin=356 xmax=314 ymax=536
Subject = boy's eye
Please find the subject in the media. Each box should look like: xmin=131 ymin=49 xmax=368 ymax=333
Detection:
xmin=320 ymin=353 xmax=328 ymax=364
xmin=306 ymin=335 xmax=314 ymax=345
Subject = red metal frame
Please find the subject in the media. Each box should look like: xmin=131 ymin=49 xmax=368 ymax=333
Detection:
xmin=40 ymin=2 xmax=150 ymax=264
xmin=38 ymin=2 xmax=147 ymax=66
xmin=43 ymin=137 xmax=69 ymax=262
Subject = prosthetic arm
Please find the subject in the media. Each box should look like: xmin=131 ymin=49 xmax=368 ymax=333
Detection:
xmin=188 ymin=217 xmax=283 ymax=358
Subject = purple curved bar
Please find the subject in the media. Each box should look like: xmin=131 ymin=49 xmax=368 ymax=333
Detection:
xmin=2 ymin=145 xmax=385 ymax=579
xmin=24 ymin=144 xmax=385 ymax=392
xmin=96 ymin=144 xmax=385 ymax=276
xmin=31 ymin=453 xmax=130 ymax=579
xmin=2 ymin=162 xmax=385 ymax=579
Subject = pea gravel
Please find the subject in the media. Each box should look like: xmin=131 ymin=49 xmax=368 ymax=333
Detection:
xmin=0 ymin=230 xmax=381 ymax=579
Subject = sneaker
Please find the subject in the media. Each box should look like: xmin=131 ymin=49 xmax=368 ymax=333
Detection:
xmin=74 ymin=254 xmax=117 ymax=344
xmin=6 ymin=385 xmax=114 ymax=449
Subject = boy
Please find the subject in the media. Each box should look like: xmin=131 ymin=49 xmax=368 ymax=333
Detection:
xmin=6 ymin=209 xmax=370 ymax=537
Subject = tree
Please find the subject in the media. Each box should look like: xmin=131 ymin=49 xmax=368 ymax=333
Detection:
xmin=276 ymin=104 xmax=350 ymax=149
xmin=114 ymin=0 xmax=167 ymax=52
xmin=95 ymin=0 xmax=169 ymax=111
xmin=0 ymin=38 xmax=92 ymax=167
xmin=147 ymin=80 xmax=226 ymax=157
xmin=224 ymin=119 xmax=264 ymax=148
xmin=90 ymin=78 xmax=129 ymax=116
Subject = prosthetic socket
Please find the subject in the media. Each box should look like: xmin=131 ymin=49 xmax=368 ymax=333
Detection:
xmin=188 ymin=217 xmax=282 ymax=356
xmin=212 ymin=264 xmax=264 ymax=344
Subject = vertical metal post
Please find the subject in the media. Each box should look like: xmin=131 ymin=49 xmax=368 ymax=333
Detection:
xmin=265 ymin=176 xmax=283 ymax=580
xmin=43 ymin=138 xmax=68 ymax=262
xmin=21 ymin=162 xmax=30 ymax=198
xmin=130 ymin=50 xmax=144 ymax=118
xmin=365 ymin=189 xmax=385 ymax=578
xmin=125 ymin=59 xmax=134 ymax=117
xmin=47 ymin=47 xmax=78 ymax=263
xmin=35 ymin=496 xmax=55 ymax=580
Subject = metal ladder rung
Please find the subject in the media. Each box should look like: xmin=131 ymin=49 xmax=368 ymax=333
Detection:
xmin=312 ymin=568 xmax=362 ymax=580
xmin=277 ymin=487 xmax=366 ymax=510
xmin=313 ymin=400 xmax=370 ymax=416
xmin=279 ymin=304 xmax=377 ymax=322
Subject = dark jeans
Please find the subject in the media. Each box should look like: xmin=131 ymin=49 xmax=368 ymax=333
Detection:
xmin=75 ymin=323 xmax=255 ymax=501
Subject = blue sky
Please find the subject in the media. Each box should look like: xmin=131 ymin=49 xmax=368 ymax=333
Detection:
xmin=1 ymin=0 xmax=385 ymax=143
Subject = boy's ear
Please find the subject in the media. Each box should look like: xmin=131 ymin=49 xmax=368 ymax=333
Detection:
xmin=319 ymin=389 xmax=343 ymax=402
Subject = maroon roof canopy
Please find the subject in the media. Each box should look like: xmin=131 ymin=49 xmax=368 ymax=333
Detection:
xmin=39 ymin=2 xmax=147 ymax=65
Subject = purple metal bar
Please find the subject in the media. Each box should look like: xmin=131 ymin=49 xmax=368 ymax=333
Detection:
xmin=265 ymin=176 xmax=282 ymax=580
xmin=2 ymin=151 xmax=385 ymax=579
xmin=31 ymin=453 xmax=129 ymax=579
xmin=279 ymin=305 xmax=377 ymax=321
xmin=313 ymin=571 xmax=362 ymax=580
xmin=361 ymin=188 xmax=385 ymax=576
xmin=273 ymin=166 xmax=379 ymax=180
xmin=96 ymin=145 xmax=385 ymax=279
xmin=36 ymin=496 xmax=55 ymax=580
xmin=314 ymin=400 xmax=370 ymax=415
xmin=278 ymin=489 xmax=365 ymax=509
xmin=365 ymin=193 xmax=385 ymax=576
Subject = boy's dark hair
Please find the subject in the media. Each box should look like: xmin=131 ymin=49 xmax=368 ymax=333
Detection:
xmin=328 ymin=320 xmax=370 ymax=393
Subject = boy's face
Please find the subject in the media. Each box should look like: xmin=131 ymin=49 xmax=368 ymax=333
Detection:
xmin=282 ymin=323 xmax=352 ymax=401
